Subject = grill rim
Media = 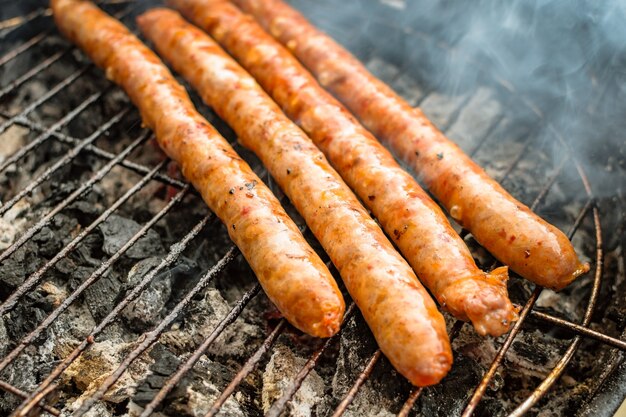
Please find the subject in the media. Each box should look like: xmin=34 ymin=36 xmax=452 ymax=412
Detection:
xmin=0 ymin=0 xmax=620 ymax=416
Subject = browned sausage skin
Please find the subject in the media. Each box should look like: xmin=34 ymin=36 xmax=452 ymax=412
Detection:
xmin=232 ymin=0 xmax=590 ymax=291
xmin=50 ymin=0 xmax=345 ymax=338
xmin=168 ymin=0 xmax=518 ymax=336
xmin=138 ymin=9 xmax=452 ymax=386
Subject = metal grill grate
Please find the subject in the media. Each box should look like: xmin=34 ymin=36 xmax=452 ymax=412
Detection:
xmin=0 ymin=0 xmax=624 ymax=416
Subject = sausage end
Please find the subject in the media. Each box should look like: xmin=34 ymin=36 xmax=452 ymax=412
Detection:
xmin=551 ymin=261 xmax=591 ymax=291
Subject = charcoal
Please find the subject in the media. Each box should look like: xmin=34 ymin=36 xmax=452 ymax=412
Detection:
xmin=331 ymin=342 xmax=408 ymax=417
xmin=391 ymin=72 xmax=426 ymax=106
xmin=83 ymin=269 xmax=121 ymax=322
xmin=63 ymin=338 xmax=149 ymax=405
xmin=0 ymin=209 xmax=28 ymax=252
xmin=262 ymin=343 xmax=325 ymax=417
xmin=31 ymin=225 xmax=63 ymax=258
xmin=418 ymin=354 xmax=482 ymax=417
xmin=0 ymin=318 xmax=7 ymax=358
xmin=44 ymin=178 xmax=81 ymax=206
xmin=48 ymin=301 xmax=96 ymax=359
xmin=67 ymin=199 xmax=106 ymax=225
xmin=150 ymin=257 xmax=200 ymax=303
xmin=75 ymin=401 xmax=115 ymax=417
xmin=98 ymin=214 xmax=164 ymax=259
xmin=134 ymin=343 xmax=244 ymax=417
xmin=331 ymin=314 xmax=378 ymax=398
xmin=3 ymin=294 xmax=47 ymax=341
xmin=161 ymin=287 xmax=261 ymax=359
xmin=0 ymin=352 xmax=38 ymax=415
xmin=67 ymin=233 xmax=104 ymax=268
xmin=121 ymin=257 xmax=172 ymax=331
xmin=420 ymin=91 xmax=469 ymax=130
xmin=447 ymin=87 xmax=503 ymax=153
xmin=0 ymin=242 xmax=39 ymax=292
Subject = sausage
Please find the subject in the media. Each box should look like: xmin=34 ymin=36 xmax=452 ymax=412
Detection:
xmin=169 ymin=0 xmax=518 ymax=336
xmin=50 ymin=0 xmax=345 ymax=338
xmin=232 ymin=0 xmax=590 ymax=291
xmin=138 ymin=8 xmax=452 ymax=386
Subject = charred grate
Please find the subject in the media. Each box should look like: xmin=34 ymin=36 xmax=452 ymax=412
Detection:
xmin=0 ymin=0 xmax=624 ymax=416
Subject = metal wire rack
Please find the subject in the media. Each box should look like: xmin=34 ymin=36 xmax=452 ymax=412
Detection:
xmin=0 ymin=0 xmax=623 ymax=416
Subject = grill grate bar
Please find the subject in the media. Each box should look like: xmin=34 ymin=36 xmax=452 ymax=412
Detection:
xmin=0 ymin=48 xmax=71 ymax=101
xmin=0 ymin=3 xmax=134 ymax=105
xmin=495 ymin=136 xmax=536 ymax=189
xmin=462 ymin=286 xmax=543 ymax=417
xmin=0 ymin=106 xmax=128 ymax=217
xmin=530 ymin=155 xmax=569 ymax=212
xmin=0 ymin=90 xmax=104 ymax=174
xmin=396 ymin=321 xmax=465 ymax=415
xmin=72 ymin=245 xmax=239 ymax=417
xmin=265 ymin=303 xmax=357 ymax=417
xmin=0 ymin=29 xmax=50 ymax=67
xmin=467 ymin=115 xmax=505 ymax=157
xmin=0 ymin=380 xmax=60 ymax=417
xmin=2 ymin=156 xmax=166 ymax=339
xmin=529 ymin=311 xmax=626 ymax=351
xmin=0 ymin=1 xmax=128 ymax=69
xmin=7 ymin=114 xmax=188 ymax=188
xmin=0 ymin=63 xmax=91 ymax=134
xmin=138 ymin=283 xmax=263 ymax=417
xmin=0 ymin=108 xmax=131 ymax=269
xmin=397 ymin=387 xmax=424 ymax=417
xmin=8 ymin=185 xmax=197 ymax=416
xmin=0 ymin=8 xmax=50 ymax=38
xmin=330 ymin=349 xmax=383 ymax=417
xmin=205 ymin=319 xmax=288 ymax=417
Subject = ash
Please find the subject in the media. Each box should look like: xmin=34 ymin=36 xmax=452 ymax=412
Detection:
xmin=0 ymin=0 xmax=624 ymax=417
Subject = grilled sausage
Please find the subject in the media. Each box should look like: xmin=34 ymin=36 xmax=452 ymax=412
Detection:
xmin=50 ymin=0 xmax=345 ymax=338
xmin=232 ymin=0 xmax=590 ymax=291
xmin=138 ymin=9 xmax=452 ymax=386
xmin=169 ymin=0 xmax=518 ymax=336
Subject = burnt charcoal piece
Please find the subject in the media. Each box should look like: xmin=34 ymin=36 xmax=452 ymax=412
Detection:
xmin=134 ymin=344 xmax=243 ymax=416
xmin=0 ymin=318 xmax=8 ymax=358
xmin=98 ymin=214 xmax=164 ymax=259
xmin=418 ymin=353 xmax=482 ymax=417
xmin=331 ymin=313 xmax=378 ymax=398
xmin=133 ymin=344 xmax=189 ymax=408
xmin=67 ymin=199 xmax=105 ymax=225
xmin=121 ymin=257 xmax=172 ymax=331
xmin=32 ymin=225 xmax=63 ymax=258
xmin=3 ymin=294 xmax=47 ymax=342
xmin=82 ymin=268 xmax=122 ymax=322
xmin=262 ymin=343 xmax=325 ymax=416
xmin=0 ymin=242 xmax=40 ymax=294
xmin=0 ymin=353 xmax=39 ymax=415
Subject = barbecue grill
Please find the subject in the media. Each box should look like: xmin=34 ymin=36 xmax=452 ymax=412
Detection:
xmin=0 ymin=0 xmax=624 ymax=416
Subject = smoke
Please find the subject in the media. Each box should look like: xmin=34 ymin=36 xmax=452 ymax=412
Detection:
xmin=289 ymin=0 xmax=625 ymax=210
xmin=449 ymin=1 xmax=626 ymax=197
